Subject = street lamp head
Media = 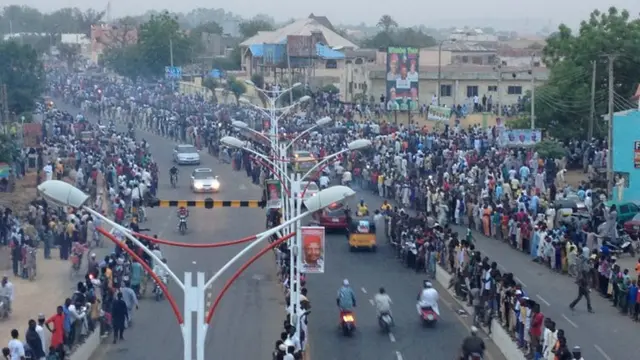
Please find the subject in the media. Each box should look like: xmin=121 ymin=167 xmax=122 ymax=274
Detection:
xmin=239 ymin=97 xmax=251 ymax=105
xmin=244 ymin=79 xmax=255 ymax=87
xmin=220 ymin=136 xmax=246 ymax=148
xmin=292 ymin=82 xmax=302 ymax=89
xmin=299 ymin=95 xmax=311 ymax=103
xmin=315 ymin=116 xmax=332 ymax=126
xmin=232 ymin=120 xmax=249 ymax=129
xmin=37 ymin=180 xmax=90 ymax=208
xmin=303 ymin=185 xmax=355 ymax=212
xmin=347 ymin=139 xmax=373 ymax=151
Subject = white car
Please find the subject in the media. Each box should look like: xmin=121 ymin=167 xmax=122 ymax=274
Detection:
xmin=299 ymin=181 xmax=319 ymax=201
xmin=191 ymin=168 xmax=220 ymax=193
xmin=174 ymin=144 xmax=200 ymax=165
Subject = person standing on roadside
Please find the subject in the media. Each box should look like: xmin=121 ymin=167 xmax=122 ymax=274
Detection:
xmin=569 ymin=271 xmax=594 ymax=313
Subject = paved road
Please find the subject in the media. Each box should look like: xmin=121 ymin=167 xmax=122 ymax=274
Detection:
xmin=333 ymin=182 xmax=633 ymax=360
xmin=56 ymin=102 xmax=284 ymax=360
xmin=449 ymin=220 xmax=634 ymax=360
xmin=307 ymin=186 xmax=507 ymax=360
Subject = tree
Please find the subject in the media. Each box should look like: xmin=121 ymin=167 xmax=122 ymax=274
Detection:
xmin=530 ymin=7 xmax=640 ymax=140
xmin=377 ymin=15 xmax=398 ymax=33
xmin=0 ymin=41 xmax=45 ymax=115
xmin=191 ymin=21 xmax=223 ymax=36
xmin=364 ymin=28 xmax=435 ymax=49
xmin=97 ymin=17 xmax=139 ymax=49
xmin=250 ymin=73 xmax=267 ymax=106
xmin=57 ymin=43 xmax=82 ymax=69
xmin=0 ymin=134 xmax=17 ymax=163
xmin=137 ymin=11 xmax=195 ymax=77
xmin=202 ymin=77 xmax=219 ymax=103
xmin=238 ymin=19 xmax=273 ymax=39
xmin=226 ymin=77 xmax=246 ymax=104
xmin=101 ymin=45 xmax=144 ymax=80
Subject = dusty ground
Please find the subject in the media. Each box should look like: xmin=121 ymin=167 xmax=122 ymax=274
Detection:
xmin=565 ymin=169 xmax=588 ymax=187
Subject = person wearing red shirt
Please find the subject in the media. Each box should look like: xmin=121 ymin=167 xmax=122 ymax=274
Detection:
xmin=45 ymin=306 xmax=66 ymax=357
xmin=529 ymin=303 xmax=544 ymax=359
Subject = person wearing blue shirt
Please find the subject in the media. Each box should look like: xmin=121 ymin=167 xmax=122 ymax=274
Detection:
xmin=627 ymin=280 xmax=638 ymax=317
xmin=336 ymin=279 xmax=356 ymax=312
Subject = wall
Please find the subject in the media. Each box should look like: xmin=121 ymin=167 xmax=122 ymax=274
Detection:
xmin=375 ymin=49 xmax=452 ymax=66
xmin=611 ymin=110 xmax=640 ymax=201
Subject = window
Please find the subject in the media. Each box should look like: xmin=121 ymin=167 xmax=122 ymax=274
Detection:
xmin=462 ymin=56 xmax=469 ymax=63
xmin=325 ymin=59 xmax=337 ymax=69
xmin=440 ymin=84 xmax=452 ymax=97
xmin=466 ymin=86 xmax=478 ymax=97
xmin=507 ymin=86 xmax=523 ymax=95
xmin=488 ymin=85 xmax=497 ymax=92
xmin=471 ymin=56 xmax=483 ymax=65
xmin=620 ymin=205 xmax=630 ymax=214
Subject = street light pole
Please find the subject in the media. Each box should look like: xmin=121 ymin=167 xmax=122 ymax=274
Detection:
xmin=37 ymin=180 xmax=355 ymax=360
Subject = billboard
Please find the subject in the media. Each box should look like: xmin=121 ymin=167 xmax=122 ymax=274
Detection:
xmin=500 ymin=129 xmax=542 ymax=147
xmin=265 ymin=179 xmax=283 ymax=208
xmin=301 ymin=226 xmax=325 ymax=274
xmin=22 ymin=123 xmax=43 ymax=148
xmin=263 ymin=44 xmax=287 ymax=67
xmin=427 ymin=105 xmax=453 ymax=122
xmin=286 ymin=35 xmax=315 ymax=58
xmin=386 ymin=47 xmax=420 ymax=111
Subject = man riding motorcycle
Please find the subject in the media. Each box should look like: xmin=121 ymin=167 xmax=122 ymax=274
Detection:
xmin=460 ymin=326 xmax=485 ymax=359
xmin=169 ymin=165 xmax=179 ymax=185
xmin=374 ymin=287 xmax=393 ymax=323
xmin=152 ymin=258 xmax=169 ymax=294
xmin=177 ymin=206 xmax=189 ymax=230
xmin=416 ymin=281 xmax=440 ymax=316
xmin=336 ymin=279 xmax=356 ymax=314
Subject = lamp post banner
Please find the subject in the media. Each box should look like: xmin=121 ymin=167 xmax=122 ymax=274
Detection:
xmin=301 ymin=226 xmax=325 ymax=274
xmin=265 ymin=179 xmax=283 ymax=209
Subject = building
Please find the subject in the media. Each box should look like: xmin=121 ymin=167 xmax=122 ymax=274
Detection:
xmin=200 ymin=33 xmax=240 ymax=57
xmin=612 ymin=109 xmax=640 ymax=201
xmin=424 ymin=42 xmax=498 ymax=66
xmin=239 ymin=15 xmax=358 ymax=76
xmin=450 ymin=28 xmax=499 ymax=43
xmin=90 ymin=24 xmax=138 ymax=64
xmin=368 ymin=64 xmax=549 ymax=107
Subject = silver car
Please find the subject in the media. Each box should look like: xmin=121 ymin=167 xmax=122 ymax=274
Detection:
xmin=174 ymin=144 xmax=200 ymax=165
xmin=191 ymin=168 xmax=220 ymax=193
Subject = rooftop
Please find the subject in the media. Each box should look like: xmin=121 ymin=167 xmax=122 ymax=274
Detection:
xmin=240 ymin=17 xmax=358 ymax=49
xmin=368 ymin=64 xmax=549 ymax=81
xmin=425 ymin=42 xmax=495 ymax=52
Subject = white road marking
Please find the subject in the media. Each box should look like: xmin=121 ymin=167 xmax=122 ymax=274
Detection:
xmin=388 ymin=333 xmax=396 ymax=342
xmin=514 ymin=276 xmax=527 ymax=287
xmin=395 ymin=351 xmax=403 ymax=360
xmin=361 ymin=287 xmax=367 ymax=294
xmin=239 ymin=184 xmax=247 ymax=190
xmin=368 ymin=299 xmax=374 ymax=306
xmin=536 ymin=294 xmax=550 ymax=306
xmin=561 ymin=313 xmax=578 ymax=328
xmin=192 ymin=261 xmax=197 ymax=265
xmin=594 ymin=344 xmax=612 ymax=360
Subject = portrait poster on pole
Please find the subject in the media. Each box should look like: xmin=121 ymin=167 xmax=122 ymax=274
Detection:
xmin=301 ymin=226 xmax=325 ymax=274
xmin=386 ymin=47 xmax=420 ymax=111
xmin=265 ymin=179 xmax=282 ymax=209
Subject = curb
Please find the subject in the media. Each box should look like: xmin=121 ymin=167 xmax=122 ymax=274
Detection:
xmin=434 ymin=265 xmax=525 ymax=360
xmin=68 ymin=327 xmax=101 ymax=360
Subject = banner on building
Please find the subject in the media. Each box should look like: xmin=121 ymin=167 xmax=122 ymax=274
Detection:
xmin=286 ymin=35 xmax=315 ymax=58
xmin=263 ymin=44 xmax=287 ymax=67
xmin=386 ymin=47 xmax=420 ymax=111
xmin=427 ymin=105 xmax=452 ymax=122
xmin=634 ymin=141 xmax=640 ymax=168
xmin=301 ymin=226 xmax=325 ymax=274
xmin=265 ymin=179 xmax=283 ymax=209
xmin=501 ymin=129 xmax=542 ymax=147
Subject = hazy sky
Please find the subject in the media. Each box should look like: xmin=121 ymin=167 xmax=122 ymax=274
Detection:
xmin=4 ymin=0 xmax=640 ymax=29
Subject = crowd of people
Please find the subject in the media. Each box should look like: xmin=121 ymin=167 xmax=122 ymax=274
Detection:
xmin=40 ymin=68 xmax=621 ymax=360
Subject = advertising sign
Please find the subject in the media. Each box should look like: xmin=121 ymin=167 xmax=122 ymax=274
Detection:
xmin=286 ymin=35 xmax=314 ymax=58
xmin=164 ymin=66 xmax=182 ymax=79
xmin=265 ymin=179 xmax=282 ymax=209
xmin=263 ymin=44 xmax=287 ymax=67
xmin=634 ymin=141 xmax=640 ymax=168
xmin=386 ymin=47 xmax=420 ymax=111
xmin=301 ymin=226 xmax=325 ymax=274
xmin=427 ymin=105 xmax=453 ymax=122
xmin=22 ymin=123 xmax=43 ymax=148
xmin=500 ymin=129 xmax=542 ymax=147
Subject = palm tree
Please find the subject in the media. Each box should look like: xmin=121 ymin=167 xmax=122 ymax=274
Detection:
xmin=202 ymin=78 xmax=219 ymax=103
xmin=377 ymin=15 xmax=398 ymax=33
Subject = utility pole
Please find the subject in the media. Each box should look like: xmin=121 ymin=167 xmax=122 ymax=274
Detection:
xmin=588 ymin=60 xmax=596 ymax=140
xmin=169 ymin=37 xmax=175 ymax=92
xmin=496 ymin=65 xmax=503 ymax=117
xmin=530 ymin=54 xmax=536 ymax=129
xmin=2 ymin=84 xmax=9 ymax=133
xmin=605 ymin=54 xmax=617 ymax=198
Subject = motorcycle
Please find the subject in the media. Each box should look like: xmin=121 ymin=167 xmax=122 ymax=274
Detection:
xmin=340 ymin=311 xmax=356 ymax=336
xmin=154 ymin=276 xmax=167 ymax=302
xmin=603 ymin=235 xmax=635 ymax=257
xmin=178 ymin=216 xmax=187 ymax=235
xmin=378 ymin=312 xmax=393 ymax=333
xmin=420 ymin=306 xmax=438 ymax=327
xmin=466 ymin=353 xmax=483 ymax=360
